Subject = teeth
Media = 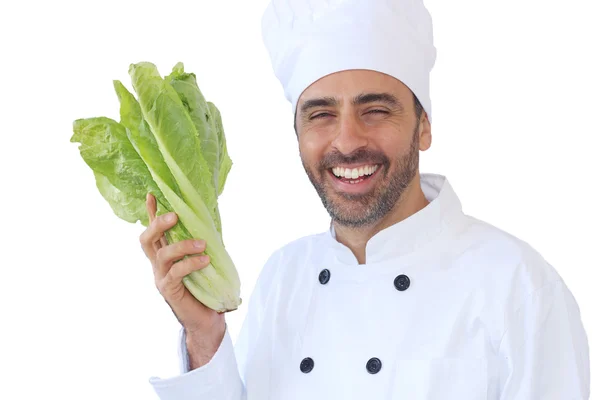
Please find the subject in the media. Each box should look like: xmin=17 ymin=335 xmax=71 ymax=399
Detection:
xmin=331 ymin=164 xmax=378 ymax=178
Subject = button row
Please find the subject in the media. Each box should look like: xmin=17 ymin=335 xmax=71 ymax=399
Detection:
xmin=318 ymin=269 xmax=411 ymax=291
xmin=300 ymin=357 xmax=383 ymax=374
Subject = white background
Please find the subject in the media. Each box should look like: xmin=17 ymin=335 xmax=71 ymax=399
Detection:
xmin=0 ymin=0 xmax=598 ymax=398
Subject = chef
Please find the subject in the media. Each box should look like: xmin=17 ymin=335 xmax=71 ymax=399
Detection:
xmin=144 ymin=0 xmax=590 ymax=398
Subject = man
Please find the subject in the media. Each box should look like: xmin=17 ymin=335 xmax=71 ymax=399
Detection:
xmin=143 ymin=0 xmax=590 ymax=399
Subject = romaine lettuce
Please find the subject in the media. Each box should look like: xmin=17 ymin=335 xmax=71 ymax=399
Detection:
xmin=70 ymin=62 xmax=240 ymax=312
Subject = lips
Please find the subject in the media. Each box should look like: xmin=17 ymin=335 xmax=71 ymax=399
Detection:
xmin=327 ymin=163 xmax=383 ymax=194
xmin=331 ymin=164 xmax=379 ymax=180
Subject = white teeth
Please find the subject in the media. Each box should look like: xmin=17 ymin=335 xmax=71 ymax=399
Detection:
xmin=331 ymin=164 xmax=379 ymax=179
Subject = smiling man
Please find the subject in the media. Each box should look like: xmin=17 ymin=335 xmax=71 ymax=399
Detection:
xmin=147 ymin=0 xmax=590 ymax=399
xmin=297 ymin=71 xmax=431 ymax=264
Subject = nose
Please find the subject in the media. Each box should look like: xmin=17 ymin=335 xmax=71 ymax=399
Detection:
xmin=331 ymin=113 xmax=368 ymax=155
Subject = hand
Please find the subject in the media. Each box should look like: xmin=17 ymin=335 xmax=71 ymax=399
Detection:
xmin=140 ymin=193 xmax=225 ymax=367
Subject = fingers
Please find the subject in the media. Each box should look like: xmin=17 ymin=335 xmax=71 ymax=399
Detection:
xmin=140 ymin=193 xmax=178 ymax=260
xmin=164 ymin=254 xmax=211 ymax=287
xmin=147 ymin=192 xmax=157 ymax=225
xmin=145 ymin=193 xmax=159 ymax=256
xmin=155 ymin=239 xmax=207 ymax=277
xmin=159 ymin=232 xmax=168 ymax=249
xmin=147 ymin=194 xmax=169 ymax=249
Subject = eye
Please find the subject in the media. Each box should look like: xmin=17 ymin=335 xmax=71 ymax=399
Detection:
xmin=310 ymin=112 xmax=333 ymax=120
xmin=366 ymin=109 xmax=389 ymax=115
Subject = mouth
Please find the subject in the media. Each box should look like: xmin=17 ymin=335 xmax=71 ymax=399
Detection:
xmin=327 ymin=164 xmax=382 ymax=193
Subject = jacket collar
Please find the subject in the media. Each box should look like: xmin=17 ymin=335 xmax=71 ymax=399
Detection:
xmin=327 ymin=173 xmax=466 ymax=265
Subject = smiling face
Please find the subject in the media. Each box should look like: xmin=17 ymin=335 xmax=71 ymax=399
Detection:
xmin=295 ymin=69 xmax=432 ymax=228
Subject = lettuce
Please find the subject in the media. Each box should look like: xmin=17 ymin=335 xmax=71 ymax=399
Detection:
xmin=70 ymin=62 xmax=240 ymax=312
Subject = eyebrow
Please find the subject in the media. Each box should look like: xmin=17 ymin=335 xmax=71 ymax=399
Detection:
xmin=299 ymin=92 xmax=403 ymax=116
xmin=299 ymin=96 xmax=339 ymax=115
xmin=353 ymin=92 xmax=402 ymax=110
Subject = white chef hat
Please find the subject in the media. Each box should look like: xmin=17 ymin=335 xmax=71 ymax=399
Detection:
xmin=261 ymin=0 xmax=437 ymax=122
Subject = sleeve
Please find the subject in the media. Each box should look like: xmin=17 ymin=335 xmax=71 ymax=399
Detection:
xmin=149 ymin=326 xmax=245 ymax=400
xmin=148 ymin=249 xmax=282 ymax=400
xmin=498 ymin=278 xmax=590 ymax=400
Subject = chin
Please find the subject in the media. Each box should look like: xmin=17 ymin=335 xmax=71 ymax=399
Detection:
xmin=326 ymin=197 xmax=380 ymax=226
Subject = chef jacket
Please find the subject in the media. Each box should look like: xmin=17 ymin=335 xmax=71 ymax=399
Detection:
xmin=149 ymin=173 xmax=590 ymax=399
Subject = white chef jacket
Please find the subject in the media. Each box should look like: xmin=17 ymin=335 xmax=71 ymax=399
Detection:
xmin=149 ymin=173 xmax=590 ymax=400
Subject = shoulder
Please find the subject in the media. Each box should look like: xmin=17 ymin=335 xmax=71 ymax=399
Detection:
xmin=451 ymin=216 xmax=586 ymax=350
xmin=456 ymin=214 xmax=565 ymax=306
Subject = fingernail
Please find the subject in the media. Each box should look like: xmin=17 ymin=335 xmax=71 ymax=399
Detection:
xmin=200 ymin=255 xmax=209 ymax=263
xmin=194 ymin=240 xmax=204 ymax=248
xmin=166 ymin=213 xmax=175 ymax=222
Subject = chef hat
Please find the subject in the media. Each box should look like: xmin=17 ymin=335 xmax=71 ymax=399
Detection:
xmin=261 ymin=0 xmax=437 ymax=122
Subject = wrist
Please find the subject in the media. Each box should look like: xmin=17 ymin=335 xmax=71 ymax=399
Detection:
xmin=185 ymin=319 xmax=226 ymax=370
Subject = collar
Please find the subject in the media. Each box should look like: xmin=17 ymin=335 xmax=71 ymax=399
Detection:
xmin=326 ymin=173 xmax=466 ymax=265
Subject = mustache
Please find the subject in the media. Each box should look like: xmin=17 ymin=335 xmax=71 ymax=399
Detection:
xmin=318 ymin=148 xmax=389 ymax=170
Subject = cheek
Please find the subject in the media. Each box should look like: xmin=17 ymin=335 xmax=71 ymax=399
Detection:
xmin=372 ymin=132 xmax=414 ymax=172
xmin=299 ymin=132 xmax=329 ymax=165
xmin=379 ymin=126 xmax=414 ymax=153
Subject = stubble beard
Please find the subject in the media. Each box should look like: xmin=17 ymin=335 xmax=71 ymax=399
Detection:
xmin=302 ymin=122 xmax=421 ymax=228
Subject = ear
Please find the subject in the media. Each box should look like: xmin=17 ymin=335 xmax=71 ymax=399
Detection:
xmin=418 ymin=113 xmax=432 ymax=151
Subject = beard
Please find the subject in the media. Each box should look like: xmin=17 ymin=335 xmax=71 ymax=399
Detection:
xmin=302 ymin=122 xmax=421 ymax=228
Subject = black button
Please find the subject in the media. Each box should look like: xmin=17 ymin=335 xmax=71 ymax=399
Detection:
xmin=366 ymin=357 xmax=382 ymax=374
xmin=300 ymin=357 xmax=314 ymax=373
xmin=394 ymin=274 xmax=410 ymax=291
xmin=319 ymin=269 xmax=331 ymax=284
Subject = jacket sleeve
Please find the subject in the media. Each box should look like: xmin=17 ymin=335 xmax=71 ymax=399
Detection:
xmin=149 ymin=325 xmax=245 ymax=400
xmin=498 ymin=278 xmax=590 ymax=400
xmin=148 ymin=249 xmax=282 ymax=400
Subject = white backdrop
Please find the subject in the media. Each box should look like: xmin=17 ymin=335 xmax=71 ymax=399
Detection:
xmin=0 ymin=0 xmax=598 ymax=399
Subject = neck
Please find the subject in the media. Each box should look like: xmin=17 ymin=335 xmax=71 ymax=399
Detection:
xmin=332 ymin=173 xmax=430 ymax=264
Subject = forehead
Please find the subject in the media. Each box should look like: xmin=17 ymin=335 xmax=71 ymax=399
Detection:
xmin=298 ymin=69 xmax=411 ymax=104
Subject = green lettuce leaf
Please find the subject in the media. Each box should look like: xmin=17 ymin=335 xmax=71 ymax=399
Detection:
xmin=128 ymin=63 xmax=221 ymax=232
xmin=94 ymin=171 xmax=148 ymax=226
xmin=207 ymin=102 xmax=233 ymax=197
xmin=71 ymin=117 xmax=157 ymax=203
xmin=165 ymin=63 xmax=219 ymax=191
xmin=165 ymin=63 xmax=224 ymax=235
xmin=112 ymin=80 xmax=184 ymax=203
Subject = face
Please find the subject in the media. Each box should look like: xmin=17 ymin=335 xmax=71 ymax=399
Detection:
xmin=296 ymin=69 xmax=432 ymax=228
